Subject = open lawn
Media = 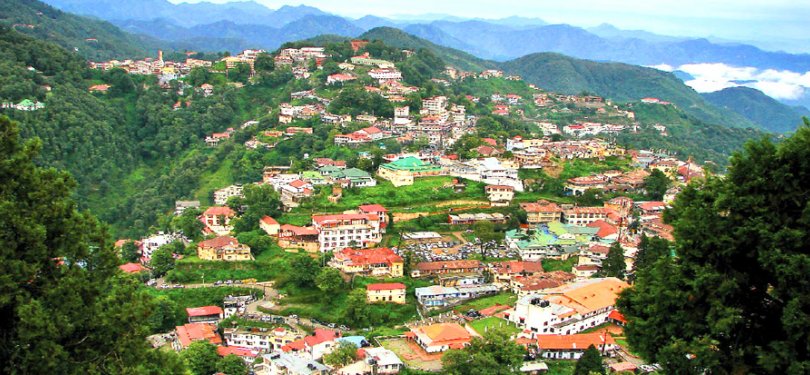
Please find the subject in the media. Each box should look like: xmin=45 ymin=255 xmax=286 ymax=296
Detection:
xmin=452 ymin=293 xmax=518 ymax=313
xmin=302 ymin=177 xmax=487 ymax=212
xmin=380 ymin=338 xmax=444 ymax=372
xmin=470 ymin=316 xmax=521 ymax=336
xmin=166 ymin=242 xmax=293 ymax=283
xmin=542 ymin=257 xmax=577 ymax=273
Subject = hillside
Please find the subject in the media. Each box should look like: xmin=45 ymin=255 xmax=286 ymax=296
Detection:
xmin=702 ymin=87 xmax=809 ymax=133
xmin=360 ymin=27 xmax=497 ymax=72
xmin=0 ymin=0 xmax=157 ymax=60
xmin=500 ymin=52 xmax=758 ymax=129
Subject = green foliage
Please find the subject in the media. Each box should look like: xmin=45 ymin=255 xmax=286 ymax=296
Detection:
xmin=632 ymin=235 xmax=670 ymax=277
xmin=288 ymin=255 xmax=321 ymax=288
xmin=0 ymin=116 xmax=184 ymax=373
xmin=329 ymin=86 xmax=395 ymax=117
xmin=442 ymin=328 xmax=525 ymax=375
xmin=171 ymin=208 xmax=205 ymax=241
xmin=150 ymin=243 xmax=179 ymax=277
xmin=618 ymin=120 xmax=810 ymax=374
xmin=644 ymin=169 xmax=671 ymax=200
xmin=217 ymin=354 xmax=248 ymax=375
xmin=146 ymin=286 xmax=260 ymax=329
xmin=322 ymin=341 xmax=359 ymax=367
xmin=181 ymin=341 xmax=219 ymax=375
xmin=121 ymin=240 xmax=141 ymax=263
xmin=230 ymin=184 xmax=283 ymax=234
xmin=702 ymin=86 xmax=808 ymax=133
xmin=315 ymin=267 xmax=345 ymax=299
xmin=600 ymin=242 xmax=626 ymax=280
xmin=573 ymin=345 xmax=605 ymax=375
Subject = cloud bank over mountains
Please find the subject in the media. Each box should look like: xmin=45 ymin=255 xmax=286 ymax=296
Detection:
xmin=653 ymin=63 xmax=810 ymax=101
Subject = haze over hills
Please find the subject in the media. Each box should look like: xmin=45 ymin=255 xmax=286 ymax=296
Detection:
xmin=702 ymin=87 xmax=810 ymax=134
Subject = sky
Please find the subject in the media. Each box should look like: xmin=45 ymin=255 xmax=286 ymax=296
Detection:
xmin=171 ymin=0 xmax=810 ymax=53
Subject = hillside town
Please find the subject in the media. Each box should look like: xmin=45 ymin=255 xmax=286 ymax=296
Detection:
xmin=95 ymin=38 xmax=708 ymax=375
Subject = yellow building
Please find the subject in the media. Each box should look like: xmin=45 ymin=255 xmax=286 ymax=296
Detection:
xmin=377 ymin=156 xmax=442 ymax=187
xmin=197 ymin=236 xmax=253 ymax=261
xmin=366 ymin=283 xmax=406 ymax=304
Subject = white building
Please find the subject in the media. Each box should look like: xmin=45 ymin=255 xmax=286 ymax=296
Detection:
xmin=312 ymin=213 xmax=383 ymax=252
xmin=140 ymin=232 xmax=188 ymax=260
xmin=214 ymin=184 xmax=244 ymax=206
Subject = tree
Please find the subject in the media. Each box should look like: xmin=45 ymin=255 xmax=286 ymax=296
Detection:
xmin=254 ymin=52 xmax=275 ymax=72
xmin=0 ymin=116 xmax=185 ymax=373
xmin=181 ymin=340 xmax=219 ymax=375
xmin=147 ymin=295 xmax=180 ymax=333
xmin=574 ymin=345 xmax=605 ymax=375
xmin=442 ymin=328 xmax=524 ymax=375
xmin=150 ymin=244 xmax=177 ymax=278
xmin=316 ymin=267 xmax=345 ymax=299
xmin=344 ymin=288 xmax=371 ymax=327
xmin=217 ymin=354 xmax=248 ymax=375
xmin=643 ymin=169 xmax=671 ymax=200
xmin=633 ymin=235 xmax=670 ymax=276
xmin=323 ymin=341 xmax=359 ymax=367
xmin=618 ymin=120 xmax=810 ymax=374
xmin=230 ymin=184 xmax=282 ymax=233
xmin=601 ymin=242 xmax=625 ymax=279
xmin=121 ymin=240 xmax=141 ymax=263
xmin=172 ymin=208 xmax=205 ymax=240
xmin=288 ymin=255 xmax=320 ymax=288
xmin=472 ymin=221 xmax=500 ymax=260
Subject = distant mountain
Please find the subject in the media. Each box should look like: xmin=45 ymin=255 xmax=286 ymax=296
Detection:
xmin=360 ymin=27 xmax=497 ymax=71
xmin=0 ymin=0 xmax=158 ymax=60
xmin=353 ymin=15 xmax=398 ymax=31
xmin=702 ymin=87 xmax=809 ymax=133
xmin=401 ymin=24 xmax=478 ymax=54
xmin=40 ymin=0 xmax=328 ymax=27
xmin=116 ymin=15 xmax=363 ymax=53
xmin=587 ymin=23 xmax=685 ymax=43
xmin=500 ymin=52 xmax=758 ymax=129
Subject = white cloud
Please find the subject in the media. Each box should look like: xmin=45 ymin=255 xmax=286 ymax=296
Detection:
xmin=671 ymin=62 xmax=810 ymax=100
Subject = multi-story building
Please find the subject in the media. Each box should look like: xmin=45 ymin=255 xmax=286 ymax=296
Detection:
xmin=312 ymin=213 xmax=382 ymax=252
xmin=485 ymin=185 xmax=515 ymax=207
xmin=505 ymin=278 xmax=629 ymax=337
xmin=377 ymin=156 xmax=443 ymax=187
xmin=366 ymin=283 xmax=407 ymax=304
xmin=562 ymin=206 xmax=608 ymax=226
xmin=186 ymin=306 xmax=224 ymax=324
xmin=412 ymin=260 xmax=484 ymax=278
xmin=420 ymin=96 xmax=448 ymax=115
xmin=255 ymin=352 xmax=331 ymax=375
xmin=200 ymin=206 xmax=236 ymax=236
xmin=520 ymin=200 xmax=563 ymax=224
xmin=197 ymin=236 xmax=253 ymax=261
xmin=330 ymin=247 xmax=403 ymax=277
xmin=224 ymin=326 xmax=304 ymax=352
xmin=214 ymin=185 xmax=244 ymax=205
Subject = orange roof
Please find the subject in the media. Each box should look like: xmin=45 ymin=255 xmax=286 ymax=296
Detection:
xmin=280 ymin=224 xmax=319 ymax=236
xmin=217 ymin=346 xmax=258 ymax=358
xmin=312 ymin=213 xmax=378 ymax=225
xmin=543 ymin=278 xmax=629 ymax=314
xmin=586 ymin=220 xmax=618 ymax=238
xmin=416 ymin=323 xmax=471 ymax=345
xmin=198 ymin=236 xmax=240 ymax=249
xmin=416 ymin=260 xmax=481 ymax=272
xmin=203 ymin=206 xmax=236 ymax=217
xmin=304 ymin=329 xmax=340 ymax=347
xmin=358 ymin=204 xmax=388 ymax=213
xmin=367 ymin=282 xmax=406 ymax=291
xmin=536 ymin=333 xmax=614 ymax=350
xmin=608 ymin=310 xmax=627 ymax=324
xmin=491 ymin=261 xmax=544 ymax=275
xmin=260 ymin=216 xmax=279 ymax=225
xmin=520 ymin=200 xmax=562 ymax=213
xmin=176 ymin=323 xmax=222 ymax=348
xmin=335 ymin=247 xmax=403 ymax=267
xmin=119 ymin=262 xmax=149 ymax=274
xmin=186 ymin=306 xmax=223 ymax=317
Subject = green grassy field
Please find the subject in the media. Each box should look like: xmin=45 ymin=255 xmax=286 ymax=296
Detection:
xmin=451 ymin=293 xmax=518 ymax=313
xmin=470 ymin=316 xmax=521 ymax=336
xmin=542 ymin=257 xmax=578 ymax=272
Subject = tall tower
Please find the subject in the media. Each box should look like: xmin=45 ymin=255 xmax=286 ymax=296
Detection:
xmin=158 ymin=50 xmax=163 ymax=62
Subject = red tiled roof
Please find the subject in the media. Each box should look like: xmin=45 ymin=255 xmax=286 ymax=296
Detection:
xmin=575 ymin=265 xmax=599 ymax=271
xmin=119 ymin=262 xmax=149 ymax=274
xmin=586 ymin=220 xmax=618 ymax=238
xmin=367 ymin=283 xmax=406 ymax=291
xmin=203 ymin=206 xmax=236 ymax=217
xmin=520 ymin=200 xmax=562 ymax=213
xmin=186 ymin=306 xmax=223 ymax=317
xmin=198 ymin=236 xmax=240 ymax=249
xmin=280 ymin=224 xmax=319 ymax=236
xmin=217 ymin=346 xmax=258 ymax=358
xmin=260 ymin=216 xmax=279 ymax=225
xmin=176 ymin=323 xmax=222 ymax=348
xmin=536 ymin=333 xmax=614 ymax=350
xmin=312 ymin=213 xmax=378 ymax=225
xmin=289 ymin=179 xmax=307 ymax=188
xmin=358 ymin=204 xmax=388 ymax=213
xmin=304 ymin=329 xmax=340 ymax=347
xmin=608 ymin=310 xmax=627 ymax=324
xmin=491 ymin=261 xmax=543 ymax=275
xmin=335 ymin=247 xmax=403 ymax=267
xmin=416 ymin=260 xmax=482 ymax=272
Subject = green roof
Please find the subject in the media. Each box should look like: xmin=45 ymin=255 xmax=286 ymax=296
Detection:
xmin=333 ymin=168 xmax=371 ymax=179
xmin=380 ymin=156 xmax=441 ymax=172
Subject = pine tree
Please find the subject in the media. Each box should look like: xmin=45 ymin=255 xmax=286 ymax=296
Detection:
xmin=619 ymin=119 xmax=810 ymax=373
xmin=601 ymin=242 xmax=626 ymax=280
xmin=0 ymin=116 xmax=184 ymax=373
xmin=574 ymin=345 xmax=605 ymax=375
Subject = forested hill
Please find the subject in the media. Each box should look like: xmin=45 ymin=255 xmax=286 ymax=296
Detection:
xmin=702 ymin=86 xmax=810 ymax=133
xmin=0 ymin=0 xmax=157 ymax=60
xmin=361 ymin=27 xmax=497 ymax=72
xmin=499 ymin=52 xmax=758 ymax=130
